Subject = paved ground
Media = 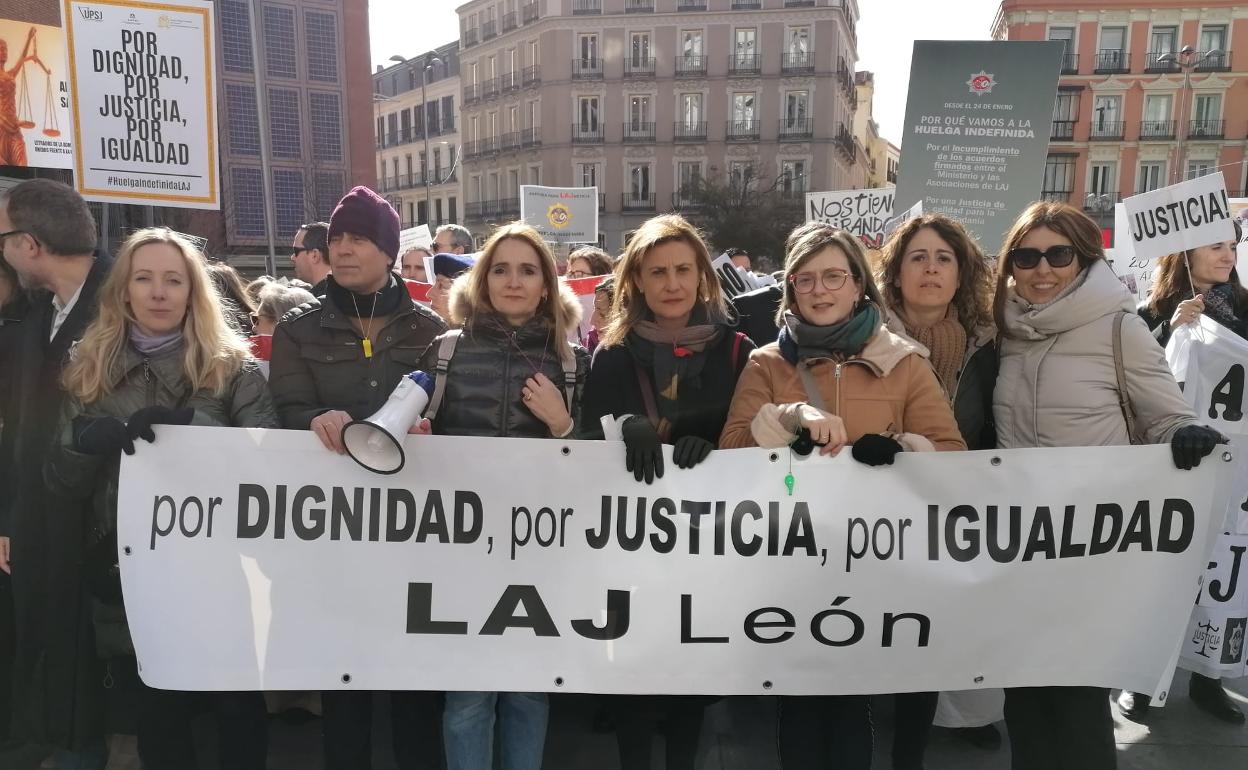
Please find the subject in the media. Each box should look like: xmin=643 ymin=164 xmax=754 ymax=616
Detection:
xmin=2 ymin=674 xmax=1245 ymax=768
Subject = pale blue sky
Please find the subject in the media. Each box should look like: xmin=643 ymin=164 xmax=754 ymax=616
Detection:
xmin=368 ymin=0 xmax=1004 ymax=145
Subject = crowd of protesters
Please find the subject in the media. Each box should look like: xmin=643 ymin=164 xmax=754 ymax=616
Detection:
xmin=0 ymin=176 xmax=1243 ymax=770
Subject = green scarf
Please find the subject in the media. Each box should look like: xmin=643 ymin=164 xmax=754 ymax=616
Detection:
xmin=780 ymin=303 xmax=880 ymax=363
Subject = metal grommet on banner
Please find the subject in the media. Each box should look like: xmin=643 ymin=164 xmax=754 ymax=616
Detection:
xmin=561 ymin=446 xmax=571 ymax=456
xmin=554 ymin=677 xmax=565 ymax=687
xmin=341 ymin=673 xmax=352 ymax=684
xmin=123 ymin=546 xmax=132 ymax=556
xmin=762 ymin=680 xmax=773 ymax=690
xmin=1159 ymin=690 xmax=1168 ymax=701
xmin=768 ymin=452 xmax=779 ymax=463
xmin=973 ymin=675 xmax=985 ymax=684
xmin=1222 ymin=451 xmax=1233 ymax=462
xmin=990 ymin=457 xmax=1001 ymax=467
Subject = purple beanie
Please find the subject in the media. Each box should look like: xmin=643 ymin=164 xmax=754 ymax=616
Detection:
xmin=328 ymin=186 xmax=400 ymax=263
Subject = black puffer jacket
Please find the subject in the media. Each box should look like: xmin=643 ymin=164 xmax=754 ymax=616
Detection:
xmin=269 ymin=274 xmax=446 ymax=428
xmin=419 ymin=282 xmax=589 ymax=438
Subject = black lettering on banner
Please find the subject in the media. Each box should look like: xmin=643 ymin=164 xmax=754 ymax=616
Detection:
xmin=293 ymin=486 xmax=326 ymax=539
xmin=731 ymin=500 xmax=763 ymax=556
xmin=986 ymin=505 xmax=1021 ymax=561
xmin=650 ymin=498 xmax=677 ymax=553
xmin=1209 ymin=546 xmax=1245 ymax=603
xmin=235 ymin=485 xmax=267 ymax=541
xmin=331 ymin=487 xmax=364 ymax=541
xmin=1157 ymin=499 xmax=1194 ymax=553
xmin=1089 ymin=503 xmax=1122 ymax=555
xmin=454 ymin=491 xmax=483 ymax=543
xmin=1118 ymin=500 xmax=1155 ymax=552
xmin=386 ymin=489 xmax=417 ymax=541
xmin=681 ymin=594 xmax=728 ymax=644
xmin=882 ymin=612 xmax=931 ymax=648
xmin=479 ymin=586 xmax=559 ymax=637
xmin=811 ymin=596 xmax=865 ymax=647
xmin=946 ymin=504 xmax=979 ymax=562
xmin=1208 ymin=364 xmax=1244 ymax=422
xmin=1058 ymin=505 xmax=1086 ymax=558
xmin=416 ymin=490 xmax=448 ymax=542
xmin=570 ymin=589 xmax=632 ymax=641
xmin=1022 ymin=506 xmax=1056 ymax=561
xmin=405 ymin=582 xmax=468 ymax=635
xmin=744 ymin=607 xmax=796 ymax=644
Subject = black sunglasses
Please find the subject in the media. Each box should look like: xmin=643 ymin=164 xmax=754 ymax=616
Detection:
xmin=1008 ymin=245 xmax=1078 ymax=270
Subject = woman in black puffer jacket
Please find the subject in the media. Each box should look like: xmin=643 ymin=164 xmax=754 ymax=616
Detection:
xmin=413 ymin=222 xmax=587 ymax=770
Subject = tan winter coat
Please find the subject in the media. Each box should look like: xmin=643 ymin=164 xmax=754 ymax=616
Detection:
xmin=994 ymin=259 xmax=1195 ymax=449
xmin=719 ymin=322 xmax=966 ymax=451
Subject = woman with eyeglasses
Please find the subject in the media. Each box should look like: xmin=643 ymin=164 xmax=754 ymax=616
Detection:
xmin=992 ymin=201 xmax=1223 ymax=770
xmin=564 ymin=245 xmax=614 ymax=279
xmin=720 ymin=222 xmax=964 ymax=770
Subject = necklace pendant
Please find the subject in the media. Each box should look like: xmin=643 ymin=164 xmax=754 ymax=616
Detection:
xmin=362 ymin=338 xmax=374 ymax=358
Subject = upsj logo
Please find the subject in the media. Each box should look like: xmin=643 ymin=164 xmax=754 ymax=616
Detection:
xmin=966 ymin=71 xmax=996 ymax=95
xmin=547 ymin=202 xmax=572 ymax=230
xmin=78 ymin=7 xmax=103 ymax=20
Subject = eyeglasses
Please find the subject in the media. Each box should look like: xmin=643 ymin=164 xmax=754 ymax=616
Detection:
xmin=1008 ymin=245 xmax=1078 ymax=270
xmin=0 ymin=230 xmax=33 ymax=248
xmin=566 ymin=269 xmax=591 ymax=279
xmin=290 ymin=246 xmax=310 ymax=258
xmin=788 ymin=269 xmax=852 ymax=294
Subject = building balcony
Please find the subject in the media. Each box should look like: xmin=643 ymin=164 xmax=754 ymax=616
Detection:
xmin=1139 ymin=119 xmax=1175 ymax=140
xmin=1089 ymin=121 xmax=1124 ymax=140
xmin=1189 ymin=119 xmax=1225 ymax=139
xmin=625 ymin=0 xmax=654 ymax=12
xmin=621 ymin=193 xmax=657 ymax=212
xmin=835 ymin=124 xmax=855 ymax=160
xmin=477 ymin=136 xmax=497 ymax=156
xmin=726 ymin=119 xmax=760 ymax=141
xmin=500 ymin=71 xmax=519 ymax=93
xmin=498 ymin=197 xmax=520 ymax=217
xmin=464 ymin=83 xmax=480 ymax=105
xmin=463 ymin=28 xmax=478 ymax=47
xmin=779 ymin=118 xmax=814 ymax=140
xmin=676 ymin=55 xmax=707 ymax=77
xmin=502 ymin=11 xmax=517 ymax=32
xmin=481 ymin=20 xmax=497 ymax=41
xmin=1051 ymin=120 xmax=1075 ymax=140
xmin=521 ymin=127 xmax=542 ymax=147
xmin=673 ymin=121 xmax=707 ymax=142
xmin=731 ymin=0 xmax=761 ymax=8
xmin=1196 ymin=50 xmax=1231 ymax=72
xmin=1094 ymin=50 xmax=1128 ymax=74
xmin=573 ymin=58 xmax=603 ymax=80
xmin=462 ymin=140 xmax=478 ymax=160
xmin=522 ymin=65 xmax=541 ymax=87
xmin=782 ymin=52 xmax=814 ymax=74
xmin=1144 ymin=51 xmax=1179 ymax=73
xmin=623 ymin=122 xmax=656 ymax=143
xmin=481 ymin=77 xmax=498 ymax=100
xmin=1060 ymin=52 xmax=1078 ymax=74
xmin=500 ymin=131 xmax=521 ymax=151
xmin=729 ymin=54 xmax=761 ymax=76
xmin=1040 ymin=190 xmax=1071 ymax=203
xmin=522 ymin=2 xmax=538 ymax=23
xmin=572 ymin=0 xmax=601 ymax=14
xmin=572 ymin=123 xmax=604 ymax=143
xmin=677 ymin=0 xmax=707 ymax=9
xmin=1082 ymin=192 xmax=1121 ymax=212
xmin=441 ymin=119 xmax=455 ymax=134
xmin=784 ymin=0 xmax=816 ymax=6
xmin=624 ymin=57 xmax=656 ymax=78
xmin=672 ymin=192 xmax=703 ymax=209
xmin=597 ymin=193 xmax=606 ymax=211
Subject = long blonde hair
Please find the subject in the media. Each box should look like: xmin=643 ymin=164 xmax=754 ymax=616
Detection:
xmin=599 ymin=214 xmax=729 ymax=348
xmin=64 ymin=227 xmax=252 ymax=403
xmin=452 ymin=222 xmax=579 ymax=366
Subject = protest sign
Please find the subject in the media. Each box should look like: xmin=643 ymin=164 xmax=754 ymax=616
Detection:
xmin=1110 ymin=203 xmax=1156 ymax=301
xmin=884 ymin=199 xmax=924 ymax=240
xmin=520 ymin=185 xmax=598 ymax=244
xmin=399 ymin=224 xmax=432 ymax=253
xmin=565 ymin=274 xmax=607 ymax=344
xmin=0 ymin=18 xmax=73 ymax=168
xmin=1232 ymin=197 xmax=1248 ymax=277
xmin=805 ymin=188 xmax=894 ymax=249
xmin=62 ymin=0 xmax=219 ymax=208
xmin=1123 ymin=173 xmax=1234 ymax=263
xmin=894 ymin=40 xmax=1063 ymax=253
xmin=116 ymin=427 xmax=1225 ymax=699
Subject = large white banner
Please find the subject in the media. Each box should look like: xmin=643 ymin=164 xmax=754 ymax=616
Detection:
xmin=805 ymin=188 xmax=894 ymax=250
xmin=116 ymin=428 xmax=1228 ymax=697
xmin=1167 ymin=318 xmax=1248 ymax=678
xmin=63 ymin=0 xmax=219 ymax=208
xmin=1123 ymin=173 xmax=1235 ymax=263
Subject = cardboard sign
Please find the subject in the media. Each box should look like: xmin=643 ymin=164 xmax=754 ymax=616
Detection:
xmin=399 ymin=224 xmax=432 ymax=253
xmin=805 ymin=188 xmax=895 ymax=249
xmin=0 ymin=18 xmax=73 ymax=169
xmin=520 ymin=185 xmax=599 ymax=244
xmin=1123 ymin=173 xmax=1235 ymax=263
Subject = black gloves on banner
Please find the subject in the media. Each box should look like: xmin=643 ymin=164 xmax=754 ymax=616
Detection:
xmin=622 ymin=416 xmax=664 ymax=484
xmin=673 ymin=435 xmax=714 ymax=469
xmin=1170 ymin=424 xmax=1227 ymax=470
xmin=72 ymin=406 xmax=195 ymax=456
xmin=851 ymin=433 xmax=904 ymax=467
xmin=126 ymin=405 xmax=195 ymax=442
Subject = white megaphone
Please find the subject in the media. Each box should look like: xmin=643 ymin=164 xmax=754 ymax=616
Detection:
xmin=342 ymin=370 xmax=435 ymax=474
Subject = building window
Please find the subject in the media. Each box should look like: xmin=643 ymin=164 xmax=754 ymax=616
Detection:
xmin=629 ymin=95 xmax=651 ymax=129
xmin=1053 ymin=92 xmax=1077 ymax=121
xmin=273 ymin=169 xmax=306 ymax=239
xmin=1142 ymin=94 xmax=1172 ymax=137
xmin=579 ymin=163 xmax=598 ymax=188
xmin=527 ymin=99 xmax=540 ymax=129
xmin=729 ymin=160 xmax=753 ymax=187
xmin=677 ymin=161 xmax=701 ymax=194
xmin=268 ymin=89 xmax=302 ymax=159
xmin=784 ymin=91 xmax=809 ymax=126
xmin=225 ymin=83 xmax=260 ymax=156
xmin=305 ymin=11 xmax=339 ymax=83
xmin=315 ymin=172 xmax=343 ymax=219
xmin=309 ymin=92 xmax=342 ymax=162
xmin=262 ymin=5 xmax=298 ymax=79
xmin=630 ymin=31 xmax=651 ymax=65
xmin=787 ymin=26 xmax=809 ymax=56
xmin=1042 ymin=154 xmax=1075 ymax=198
xmin=1187 ymin=161 xmax=1214 ymax=180
xmin=435 ymin=199 xmax=443 ymax=227
xmin=1137 ymin=162 xmax=1165 ymax=193
xmin=733 ymin=27 xmax=757 ymax=67
xmin=1091 ymin=95 xmax=1121 ymax=137
xmin=529 ymin=165 xmax=541 ymax=185
xmin=628 ymin=163 xmax=650 ymax=199
xmin=1199 ymin=25 xmax=1227 ymax=55
xmin=1048 ymin=26 xmax=1074 ymax=55
xmin=780 ymin=160 xmax=807 ymax=193
xmin=441 ymin=96 xmax=455 ymax=131
xmin=1089 ymin=162 xmax=1116 ymax=195
xmin=230 ymin=167 xmax=266 ymax=237
xmin=1150 ymin=25 xmax=1177 ymax=56
xmin=1099 ymin=26 xmax=1126 ymax=68
xmin=579 ymin=96 xmax=600 ymax=131
xmin=680 ymin=93 xmax=702 ymax=126
xmin=449 ymin=197 xmax=458 ymax=223
xmin=732 ymin=92 xmax=756 ymax=122
xmin=220 ymin=1 xmax=253 ymax=73
xmin=681 ymin=29 xmax=703 ymax=58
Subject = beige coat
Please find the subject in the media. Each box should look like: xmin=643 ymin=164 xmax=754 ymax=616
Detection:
xmin=994 ymin=259 xmax=1195 ymax=449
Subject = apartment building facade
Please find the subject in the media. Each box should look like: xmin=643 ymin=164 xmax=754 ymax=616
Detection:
xmin=454 ymin=0 xmax=862 ymax=251
xmin=373 ymin=43 xmax=464 ymax=230
xmin=853 ymin=71 xmax=898 ymax=189
xmin=993 ymin=0 xmax=1248 ymax=232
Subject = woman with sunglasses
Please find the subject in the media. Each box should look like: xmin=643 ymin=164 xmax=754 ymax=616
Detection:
xmin=720 ymin=222 xmax=963 ymax=770
xmin=993 ymin=201 xmax=1223 ymax=770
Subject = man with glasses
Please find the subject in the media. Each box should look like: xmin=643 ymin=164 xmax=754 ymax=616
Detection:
xmin=0 ymin=179 xmax=112 ymax=769
xmin=291 ymin=221 xmax=331 ymax=294
xmin=432 ymin=223 xmax=473 ymax=256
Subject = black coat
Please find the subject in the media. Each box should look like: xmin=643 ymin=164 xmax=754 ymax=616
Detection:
xmin=419 ymin=317 xmax=589 ymax=438
xmin=1 ymin=254 xmax=112 ymax=749
xmin=731 ymin=284 xmax=783 ymax=347
xmin=952 ymin=334 xmax=998 ymax=451
xmin=581 ymin=329 xmax=755 ymax=444
xmin=1138 ymin=296 xmax=1248 ymax=348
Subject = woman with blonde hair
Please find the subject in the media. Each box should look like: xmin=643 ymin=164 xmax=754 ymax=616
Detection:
xmin=45 ymin=227 xmax=276 ymax=769
xmin=411 ymin=221 xmax=588 ymax=770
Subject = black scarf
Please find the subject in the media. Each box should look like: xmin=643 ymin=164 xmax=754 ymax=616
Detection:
xmin=326 ymin=272 xmax=406 ymax=319
xmin=627 ymin=306 xmax=726 ymax=439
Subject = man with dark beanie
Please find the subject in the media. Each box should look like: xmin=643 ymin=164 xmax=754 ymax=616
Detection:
xmin=267 ymin=186 xmax=446 ymax=770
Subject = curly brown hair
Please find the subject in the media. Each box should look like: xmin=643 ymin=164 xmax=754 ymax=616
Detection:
xmin=876 ymin=214 xmax=994 ymax=334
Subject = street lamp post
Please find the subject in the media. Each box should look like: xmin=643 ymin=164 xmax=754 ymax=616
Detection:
xmin=1156 ymin=45 xmax=1223 ymax=184
xmin=391 ymin=54 xmax=443 ymax=225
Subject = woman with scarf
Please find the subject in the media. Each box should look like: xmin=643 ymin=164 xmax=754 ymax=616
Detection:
xmin=44 ymin=227 xmax=276 ymax=769
xmin=875 ymin=213 xmax=1002 ymax=764
xmin=410 ymin=221 xmax=588 ymax=770
xmin=719 ymin=221 xmax=964 ymax=770
xmin=580 ymin=213 xmax=753 ymax=770
xmin=1119 ymin=221 xmax=1247 ymax=725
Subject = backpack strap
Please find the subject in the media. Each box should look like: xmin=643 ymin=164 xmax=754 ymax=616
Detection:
xmin=1112 ymin=311 xmax=1139 ymax=444
xmin=424 ymin=329 xmax=462 ymax=423
xmin=561 ymin=347 xmax=578 ymax=410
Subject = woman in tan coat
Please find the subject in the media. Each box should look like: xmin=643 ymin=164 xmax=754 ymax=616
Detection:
xmin=719 ymin=222 xmax=963 ymax=770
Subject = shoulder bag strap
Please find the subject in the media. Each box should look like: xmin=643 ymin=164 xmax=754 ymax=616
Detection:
xmin=424 ymin=330 xmax=462 ymax=422
xmin=633 ymin=364 xmax=661 ymax=428
xmin=1112 ymin=311 xmax=1139 ymax=444
xmin=561 ymin=346 xmax=578 ymax=410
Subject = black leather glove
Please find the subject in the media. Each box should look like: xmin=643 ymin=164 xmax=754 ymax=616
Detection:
xmin=126 ymin=405 xmax=194 ymax=444
xmin=851 ymin=433 xmax=904 ymax=467
xmin=1170 ymin=424 xmax=1227 ymax=470
xmin=622 ymin=416 xmax=664 ymax=484
xmin=73 ymin=416 xmax=135 ymax=456
xmin=673 ymin=435 xmax=714 ymax=469
xmin=791 ymin=427 xmax=816 ymax=457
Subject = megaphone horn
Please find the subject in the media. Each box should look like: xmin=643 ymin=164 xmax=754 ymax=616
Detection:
xmin=342 ymin=371 xmax=435 ymax=474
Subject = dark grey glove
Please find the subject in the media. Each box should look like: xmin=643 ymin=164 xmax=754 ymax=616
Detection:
xmin=126 ymin=406 xmax=194 ymax=443
xmin=851 ymin=433 xmax=904 ymax=467
xmin=622 ymin=416 xmax=664 ymax=484
xmin=673 ymin=435 xmax=714 ymax=469
xmin=1170 ymin=425 xmax=1227 ymax=470
xmin=73 ymin=416 xmax=135 ymax=456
